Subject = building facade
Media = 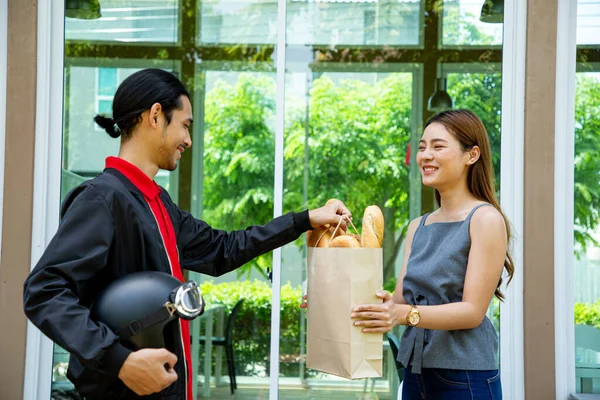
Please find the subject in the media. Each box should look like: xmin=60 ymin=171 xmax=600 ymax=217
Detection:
xmin=0 ymin=0 xmax=599 ymax=399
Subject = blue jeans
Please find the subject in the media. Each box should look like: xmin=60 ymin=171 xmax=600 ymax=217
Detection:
xmin=402 ymin=366 xmax=502 ymax=400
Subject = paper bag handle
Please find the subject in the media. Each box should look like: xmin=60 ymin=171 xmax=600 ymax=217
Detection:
xmin=314 ymin=215 xmax=360 ymax=248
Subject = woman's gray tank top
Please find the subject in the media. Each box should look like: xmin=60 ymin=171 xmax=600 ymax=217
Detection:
xmin=397 ymin=203 xmax=499 ymax=374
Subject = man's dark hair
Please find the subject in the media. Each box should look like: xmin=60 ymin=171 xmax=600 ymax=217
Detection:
xmin=94 ymin=69 xmax=190 ymax=140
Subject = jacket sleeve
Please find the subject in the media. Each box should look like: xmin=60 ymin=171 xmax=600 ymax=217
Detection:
xmin=23 ymin=184 xmax=131 ymax=377
xmin=174 ymin=206 xmax=312 ymax=277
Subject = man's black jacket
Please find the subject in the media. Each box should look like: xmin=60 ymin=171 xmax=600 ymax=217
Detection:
xmin=23 ymin=168 xmax=312 ymax=399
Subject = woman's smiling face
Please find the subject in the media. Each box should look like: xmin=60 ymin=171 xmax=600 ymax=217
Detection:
xmin=416 ymin=122 xmax=472 ymax=189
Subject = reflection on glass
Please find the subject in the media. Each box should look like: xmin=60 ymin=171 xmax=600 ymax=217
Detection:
xmin=577 ymin=0 xmax=600 ymax=45
xmin=447 ymin=71 xmax=502 ymax=184
xmin=189 ymin=68 xmax=278 ymax=399
xmin=55 ymin=0 xmax=509 ymax=398
xmin=286 ymin=0 xmax=421 ymax=45
xmin=279 ymin=0 xmax=503 ymax=395
xmin=199 ymin=0 xmax=278 ymax=44
xmin=65 ymin=0 xmax=179 ymax=43
xmin=199 ymin=0 xmax=421 ymax=45
xmin=282 ymin=71 xmax=413 ymax=397
xmin=442 ymin=0 xmax=503 ymax=46
xmin=574 ymin=72 xmax=600 ymax=394
xmin=574 ymin=0 xmax=600 ymax=393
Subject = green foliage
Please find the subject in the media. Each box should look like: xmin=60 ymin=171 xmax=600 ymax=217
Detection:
xmin=574 ymin=300 xmax=600 ymax=329
xmin=285 ymin=74 xmax=413 ymax=282
xmin=199 ymin=280 xmax=600 ymax=378
xmin=285 ymin=75 xmax=412 ymax=214
xmin=442 ymin=0 xmax=499 ymax=46
xmin=202 ymin=71 xmax=600 ymax=276
xmin=447 ymin=73 xmax=502 ymax=192
xmin=574 ymin=75 xmax=600 ymax=254
xmin=383 ymin=276 xmax=397 ymax=293
xmin=203 ymin=73 xmax=413 ymax=280
xmin=203 ymin=74 xmax=277 ymax=278
xmin=200 ymin=280 xmax=305 ymax=377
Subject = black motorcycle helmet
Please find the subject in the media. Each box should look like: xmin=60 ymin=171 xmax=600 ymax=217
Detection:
xmin=90 ymin=271 xmax=205 ymax=350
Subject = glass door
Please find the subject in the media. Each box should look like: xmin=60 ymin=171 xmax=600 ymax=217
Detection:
xmin=277 ymin=0 xmax=506 ymax=398
xmin=572 ymin=0 xmax=600 ymax=393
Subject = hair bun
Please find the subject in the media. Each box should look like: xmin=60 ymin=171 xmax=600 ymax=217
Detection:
xmin=94 ymin=115 xmax=121 ymax=138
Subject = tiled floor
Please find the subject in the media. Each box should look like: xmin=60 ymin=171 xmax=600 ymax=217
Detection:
xmin=198 ymin=385 xmax=393 ymax=399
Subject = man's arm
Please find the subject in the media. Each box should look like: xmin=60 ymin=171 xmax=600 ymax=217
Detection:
xmin=22 ymin=185 xmax=131 ymax=376
xmin=174 ymin=199 xmax=351 ymax=276
xmin=176 ymin=209 xmax=311 ymax=276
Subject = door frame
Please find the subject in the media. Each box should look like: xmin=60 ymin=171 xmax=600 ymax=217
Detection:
xmin=25 ymin=0 xmax=530 ymax=398
xmin=23 ymin=0 xmax=66 ymax=399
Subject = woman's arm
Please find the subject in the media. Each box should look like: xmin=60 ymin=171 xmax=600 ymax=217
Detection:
xmin=352 ymin=206 xmax=507 ymax=332
xmin=391 ymin=216 xmax=422 ymax=305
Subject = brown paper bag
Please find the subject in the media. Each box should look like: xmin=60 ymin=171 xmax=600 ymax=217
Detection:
xmin=306 ymin=244 xmax=384 ymax=379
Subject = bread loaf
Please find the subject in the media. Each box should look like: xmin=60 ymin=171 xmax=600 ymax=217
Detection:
xmin=306 ymin=198 xmax=344 ymax=247
xmin=307 ymin=225 xmax=346 ymax=247
xmin=349 ymin=233 xmax=361 ymax=245
xmin=307 ymin=225 xmax=328 ymax=247
xmin=316 ymin=226 xmax=343 ymax=248
xmin=361 ymin=205 xmax=384 ymax=248
xmin=329 ymin=235 xmax=361 ymax=248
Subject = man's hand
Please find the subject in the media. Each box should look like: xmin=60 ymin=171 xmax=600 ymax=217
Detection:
xmin=118 ymin=348 xmax=178 ymax=396
xmin=308 ymin=199 xmax=352 ymax=231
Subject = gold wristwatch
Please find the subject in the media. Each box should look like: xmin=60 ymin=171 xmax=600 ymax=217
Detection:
xmin=406 ymin=305 xmax=421 ymax=327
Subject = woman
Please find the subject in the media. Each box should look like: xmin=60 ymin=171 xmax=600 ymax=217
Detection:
xmin=351 ymin=109 xmax=514 ymax=399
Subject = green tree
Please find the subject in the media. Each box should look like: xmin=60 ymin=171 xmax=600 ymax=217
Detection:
xmin=284 ymin=74 xmax=413 ymax=283
xmin=448 ymin=72 xmax=600 ymax=255
xmin=203 ymin=74 xmax=277 ymax=278
xmin=574 ymin=74 xmax=600 ymax=253
xmin=202 ymin=72 xmax=600 ymax=279
xmin=447 ymin=73 xmax=502 ymax=190
xmin=203 ymin=73 xmax=413 ymax=281
xmin=442 ymin=0 xmax=501 ymax=46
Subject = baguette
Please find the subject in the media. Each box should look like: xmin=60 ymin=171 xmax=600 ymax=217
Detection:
xmin=361 ymin=205 xmax=384 ymax=248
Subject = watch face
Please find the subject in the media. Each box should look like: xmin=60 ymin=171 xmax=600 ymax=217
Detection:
xmin=408 ymin=312 xmax=420 ymax=325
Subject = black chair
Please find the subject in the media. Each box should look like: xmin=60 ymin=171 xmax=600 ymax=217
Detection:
xmin=386 ymin=332 xmax=405 ymax=383
xmin=199 ymin=299 xmax=244 ymax=394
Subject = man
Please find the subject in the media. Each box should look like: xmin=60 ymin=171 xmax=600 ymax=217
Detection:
xmin=23 ymin=69 xmax=350 ymax=399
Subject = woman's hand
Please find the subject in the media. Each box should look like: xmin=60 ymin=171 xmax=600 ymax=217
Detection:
xmin=351 ymin=291 xmax=407 ymax=333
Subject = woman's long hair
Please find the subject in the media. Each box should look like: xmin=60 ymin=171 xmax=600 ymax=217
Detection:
xmin=425 ymin=109 xmax=514 ymax=301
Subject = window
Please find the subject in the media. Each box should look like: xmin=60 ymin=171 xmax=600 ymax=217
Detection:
xmin=96 ymin=67 xmax=117 ymax=120
xmin=65 ymin=0 xmax=179 ymax=43
xmin=442 ymin=0 xmax=503 ymax=47
xmin=573 ymin=0 xmax=600 ymax=394
xmin=52 ymin=1 xmax=508 ymax=398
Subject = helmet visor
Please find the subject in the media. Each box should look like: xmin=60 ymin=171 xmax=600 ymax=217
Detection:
xmin=171 ymin=281 xmax=205 ymax=320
